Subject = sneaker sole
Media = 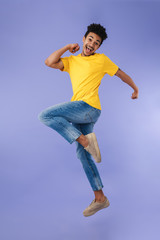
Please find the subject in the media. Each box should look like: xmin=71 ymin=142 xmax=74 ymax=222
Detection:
xmin=91 ymin=133 xmax=101 ymax=163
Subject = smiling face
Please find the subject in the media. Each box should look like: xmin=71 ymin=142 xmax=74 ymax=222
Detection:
xmin=81 ymin=32 xmax=102 ymax=57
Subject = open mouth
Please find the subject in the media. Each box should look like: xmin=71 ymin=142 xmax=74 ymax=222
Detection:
xmin=85 ymin=46 xmax=93 ymax=54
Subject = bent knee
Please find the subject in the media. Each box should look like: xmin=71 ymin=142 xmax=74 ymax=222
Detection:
xmin=38 ymin=110 xmax=47 ymax=123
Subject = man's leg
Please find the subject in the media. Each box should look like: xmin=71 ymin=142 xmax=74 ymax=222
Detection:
xmin=73 ymin=122 xmax=110 ymax=216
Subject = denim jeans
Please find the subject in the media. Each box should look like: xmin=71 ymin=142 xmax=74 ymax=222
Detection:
xmin=38 ymin=101 xmax=103 ymax=191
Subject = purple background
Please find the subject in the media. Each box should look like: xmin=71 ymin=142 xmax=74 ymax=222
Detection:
xmin=1 ymin=0 xmax=160 ymax=239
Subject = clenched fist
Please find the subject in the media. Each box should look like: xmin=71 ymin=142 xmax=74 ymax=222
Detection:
xmin=67 ymin=43 xmax=80 ymax=53
xmin=131 ymin=89 xmax=139 ymax=99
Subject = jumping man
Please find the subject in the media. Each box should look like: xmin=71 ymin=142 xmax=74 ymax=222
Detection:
xmin=38 ymin=23 xmax=139 ymax=217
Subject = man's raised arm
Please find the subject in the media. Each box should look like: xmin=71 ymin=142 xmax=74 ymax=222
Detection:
xmin=45 ymin=43 xmax=80 ymax=70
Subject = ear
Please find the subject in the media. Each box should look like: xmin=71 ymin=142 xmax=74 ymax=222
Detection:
xmin=82 ymin=36 xmax=85 ymax=43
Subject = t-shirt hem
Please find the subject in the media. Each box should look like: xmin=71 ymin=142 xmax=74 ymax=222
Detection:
xmin=71 ymin=99 xmax=101 ymax=110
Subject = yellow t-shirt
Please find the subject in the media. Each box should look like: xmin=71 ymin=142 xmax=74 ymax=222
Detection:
xmin=60 ymin=53 xmax=118 ymax=110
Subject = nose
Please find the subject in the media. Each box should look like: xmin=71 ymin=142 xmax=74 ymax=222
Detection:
xmin=90 ymin=42 xmax=94 ymax=47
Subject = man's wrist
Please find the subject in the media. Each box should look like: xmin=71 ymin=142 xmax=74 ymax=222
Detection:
xmin=134 ymin=86 xmax=139 ymax=93
xmin=65 ymin=44 xmax=71 ymax=51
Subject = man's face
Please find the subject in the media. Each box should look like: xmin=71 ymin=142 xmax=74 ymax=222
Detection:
xmin=81 ymin=32 xmax=102 ymax=57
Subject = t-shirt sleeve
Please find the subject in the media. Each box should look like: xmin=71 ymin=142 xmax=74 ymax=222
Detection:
xmin=60 ymin=56 xmax=70 ymax=72
xmin=103 ymin=54 xmax=119 ymax=76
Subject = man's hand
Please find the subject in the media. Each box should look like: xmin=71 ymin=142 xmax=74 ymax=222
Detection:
xmin=68 ymin=43 xmax=80 ymax=53
xmin=131 ymin=89 xmax=139 ymax=99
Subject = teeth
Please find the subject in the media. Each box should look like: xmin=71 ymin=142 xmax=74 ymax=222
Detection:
xmin=87 ymin=47 xmax=92 ymax=51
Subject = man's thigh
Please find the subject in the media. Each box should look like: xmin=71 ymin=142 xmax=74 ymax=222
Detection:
xmin=41 ymin=101 xmax=96 ymax=124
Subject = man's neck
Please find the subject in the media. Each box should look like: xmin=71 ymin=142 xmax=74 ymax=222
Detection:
xmin=81 ymin=52 xmax=95 ymax=57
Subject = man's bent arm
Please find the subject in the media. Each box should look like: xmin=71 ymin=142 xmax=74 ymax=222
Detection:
xmin=45 ymin=43 xmax=80 ymax=70
xmin=115 ymin=68 xmax=139 ymax=99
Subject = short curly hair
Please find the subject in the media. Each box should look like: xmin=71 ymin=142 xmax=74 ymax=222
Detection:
xmin=84 ymin=23 xmax=108 ymax=45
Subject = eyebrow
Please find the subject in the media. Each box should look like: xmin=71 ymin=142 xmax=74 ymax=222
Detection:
xmin=89 ymin=35 xmax=101 ymax=43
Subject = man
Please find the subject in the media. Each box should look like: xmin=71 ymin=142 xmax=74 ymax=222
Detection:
xmin=38 ymin=23 xmax=139 ymax=217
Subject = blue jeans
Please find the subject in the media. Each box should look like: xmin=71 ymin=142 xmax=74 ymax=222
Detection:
xmin=38 ymin=101 xmax=103 ymax=191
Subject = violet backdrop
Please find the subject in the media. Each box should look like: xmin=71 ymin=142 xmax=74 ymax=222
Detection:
xmin=1 ymin=0 xmax=160 ymax=239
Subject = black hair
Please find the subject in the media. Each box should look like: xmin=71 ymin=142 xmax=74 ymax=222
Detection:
xmin=84 ymin=23 xmax=108 ymax=45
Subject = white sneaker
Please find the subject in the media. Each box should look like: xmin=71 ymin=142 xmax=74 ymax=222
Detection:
xmin=83 ymin=196 xmax=110 ymax=217
xmin=84 ymin=132 xmax=101 ymax=163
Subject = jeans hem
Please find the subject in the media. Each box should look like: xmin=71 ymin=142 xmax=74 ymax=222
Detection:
xmin=69 ymin=132 xmax=82 ymax=144
xmin=92 ymin=185 xmax=104 ymax=191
